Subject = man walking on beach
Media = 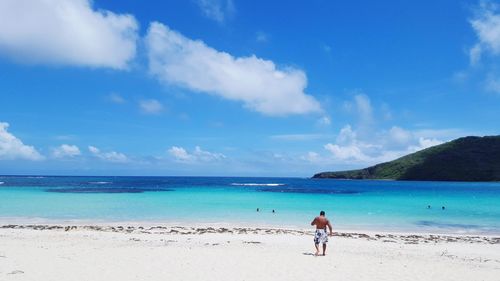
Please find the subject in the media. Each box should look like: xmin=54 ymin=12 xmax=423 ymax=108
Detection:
xmin=311 ymin=211 xmax=333 ymax=256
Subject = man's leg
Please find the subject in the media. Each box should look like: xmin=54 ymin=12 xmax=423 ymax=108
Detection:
xmin=322 ymin=243 xmax=327 ymax=256
xmin=314 ymin=243 xmax=320 ymax=255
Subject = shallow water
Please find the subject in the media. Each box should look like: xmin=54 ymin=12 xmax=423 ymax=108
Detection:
xmin=0 ymin=176 xmax=499 ymax=234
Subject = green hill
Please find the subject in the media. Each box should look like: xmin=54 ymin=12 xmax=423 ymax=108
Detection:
xmin=312 ymin=136 xmax=500 ymax=181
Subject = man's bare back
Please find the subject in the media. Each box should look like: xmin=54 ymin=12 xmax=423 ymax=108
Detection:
xmin=311 ymin=216 xmax=332 ymax=230
xmin=310 ymin=211 xmax=333 ymax=256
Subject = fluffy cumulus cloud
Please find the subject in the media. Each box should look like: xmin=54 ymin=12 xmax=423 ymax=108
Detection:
xmin=321 ymin=125 xmax=371 ymax=162
xmin=168 ymin=146 xmax=193 ymax=161
xmin=408 ymin=137 xmax=443 ymax=152
xmin=0 ymin=0 xmax=138 ymax=69
xmin=324 ymin=143 xmax=369 ymax=162
xmin=469 ymin=1 xmax=500 ymax=65
xmin=88 ymin=145 xmax=128 ymax=163
xmin=388 ymin=126 xmax=412 ymax=145
xmin=0 ymin=122 xmax=43 ymax=160
xmin=52 ymin=144 xmax=81 ymax=158
xmin=168 ymin=146 xmax=226 ymax=163
xmin=145 ymin=22 xmax=321 ymax=116
xmin=317 ymin=125 xmax=444 ymax=164
xmin=139 ymin=99 xmax=164 ymax=114
xmin=300 ymin=94 xmax=452 ymax=166
xmin=302 ymin=125 xmax=445 ymax=166
xmin=196 ymin=0 xmax=235 ymax=23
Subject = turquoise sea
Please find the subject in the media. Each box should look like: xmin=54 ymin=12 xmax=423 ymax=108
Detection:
xmin=1 ymin=176 xmax=499 ymax=234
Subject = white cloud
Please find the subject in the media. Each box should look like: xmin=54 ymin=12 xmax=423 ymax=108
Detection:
xmin=193 ymin=146 xmax=226 ymax=161
xmin=196 ymin=0 xmax=235 ymax=23
xmin=0 ymin=0 xmax=138 ymax=69
xmin=354 ymin=94 xmax=374 ymax=125
xmin=469 ymin=44 xmax=483 ymax=65
xmin=336 ymin=125 xmax=357 ymax=144
xmin=0 ymin=122 xmax=43 ymax=160
xmin=139 ymin=99 xmax=164 ymax=114
xmin=317 ymin=116 xmax=331 ymax=126
xmin=108 ymin=93 xmax=126 ymax=104
xmin=168 ymin=146 xmax=193 ymax=161
xmin=301 ymin=151 xmax=321 ymax=163
xmin=313 ymin=94 xmax=457 ymax=166
xmin=485 ymin=74 xmax=500 ymax=94
xmin=145 ymin=22 xmax=321 ymax=116
xmin=324 ymin=143 xmax=369 ymax=161
xmin=389 ymin=126 xmax=412 ymax=145
xmin=408 ymin=137 xmax=443 ymax=152
xmin=342 ymin=94 xmax=375 ymax=134
xmin=52 ymin=144 xmax=81 ymax=158
xmin=88 ymin=145 xmax=128 ymax=163
xmin=320 ymin=124 xmax=446 ymax=165
xmin=418 ymin=137 xmax=443 ymax=149
xmin=322 ymin=124 xmax=374 ymax=162
xmin=168 ymin=146 xmax=226 ymax=162
xmin=88 ymin=146 xmax=99 ymax=154
xmin=469 ymin=2 xmax=500 ymax=65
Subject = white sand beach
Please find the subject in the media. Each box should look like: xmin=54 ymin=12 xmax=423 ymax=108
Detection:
xmin=0 ymin=224 xmax=499 ymax=281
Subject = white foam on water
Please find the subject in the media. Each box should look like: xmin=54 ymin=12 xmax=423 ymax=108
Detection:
xmin=230 ymin=183 xmax=284 ymax=187
xmin=0 ymin=181 xmax=4 ymax=185
xmin=88 ymin=181 xmax=112 ymax=185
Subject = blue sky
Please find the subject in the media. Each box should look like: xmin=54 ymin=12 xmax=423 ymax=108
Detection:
xmin=1 ymin=0 xmax=499 ymax=176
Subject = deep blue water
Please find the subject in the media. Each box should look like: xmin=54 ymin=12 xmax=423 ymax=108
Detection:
xmin=1 ymin=176 xmax=500 ymax=234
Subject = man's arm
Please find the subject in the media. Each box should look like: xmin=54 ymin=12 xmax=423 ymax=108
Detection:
xmin=310 ymin=217 xmax=317 ymax=226
xmin=327 ymin=220 xmax=333 ymax=235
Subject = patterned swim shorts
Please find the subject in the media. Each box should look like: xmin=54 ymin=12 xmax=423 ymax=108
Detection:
xmin=314 ymin=229 xmax=328 ymax=244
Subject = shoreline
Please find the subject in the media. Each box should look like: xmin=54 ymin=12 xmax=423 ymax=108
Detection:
xmin=1 ymin=216 xmax=499 ymax=236
xmin=1 ymin=223 xmax=499 ymax=243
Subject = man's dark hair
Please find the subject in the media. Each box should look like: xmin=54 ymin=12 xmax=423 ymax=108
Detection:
xmin=320 ymin=211 xmax=325 ymax=216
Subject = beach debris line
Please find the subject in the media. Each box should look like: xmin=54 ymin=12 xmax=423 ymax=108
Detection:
xmin=1 ymin=224 xmax=499 ymax=244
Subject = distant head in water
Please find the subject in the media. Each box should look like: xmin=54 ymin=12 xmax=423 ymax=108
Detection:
xmin=320 ymin=210 xmax=325 ymax=216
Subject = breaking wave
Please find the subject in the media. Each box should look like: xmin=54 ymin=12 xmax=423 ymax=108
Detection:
xmin=230 ymin=183 xmax=285 ymax=187
xmin=45 ymin=187 xmax=173 ymax=194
